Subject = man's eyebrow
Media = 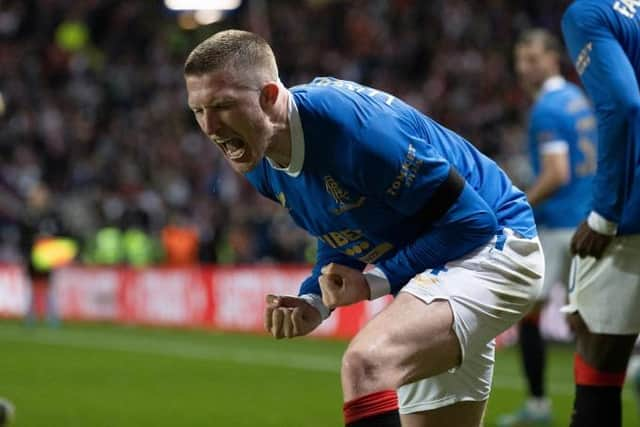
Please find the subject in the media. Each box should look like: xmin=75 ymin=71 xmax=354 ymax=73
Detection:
xmin=189 ymin=97 xmax=234 ymax=110
xmin=210 ymin=97 xmax=234 ymax=106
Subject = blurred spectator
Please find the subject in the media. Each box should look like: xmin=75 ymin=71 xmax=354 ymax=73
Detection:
xmin=0 ymin=0 xmax=571 ymax=266
xmin=161 ymin=216 xmax=199 ymax=266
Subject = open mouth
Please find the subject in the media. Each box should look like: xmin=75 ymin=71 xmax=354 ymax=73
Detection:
xmin=214 ymin=136 xmax=246 ymax=161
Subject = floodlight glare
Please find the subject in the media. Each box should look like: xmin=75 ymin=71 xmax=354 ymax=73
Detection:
xmin=164 ymin=0 xmax=242 ymax=11
xmin=194 ymin=9 xmax=225 ymax=25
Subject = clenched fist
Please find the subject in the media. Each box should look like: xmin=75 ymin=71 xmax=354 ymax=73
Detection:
xmin=264 ymin=294 xmax=322 ymax=339
xmin=319 ymin=263 xmax=370 ymax=309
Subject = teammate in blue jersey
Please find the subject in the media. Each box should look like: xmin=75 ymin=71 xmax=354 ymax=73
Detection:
xmin=499 ymin=29 xmax=596 ymax=427
xmin=562 ymin=1 xmax=640 ymax=426
xmin=184 ymin=30 xmax=544 ymax=427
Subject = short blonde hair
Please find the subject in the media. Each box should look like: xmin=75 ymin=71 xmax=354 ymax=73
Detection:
xmin=184 ymin=30 xmax=278 ymax=82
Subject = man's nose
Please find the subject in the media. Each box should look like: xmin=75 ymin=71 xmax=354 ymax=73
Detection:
xmin=202 ymin=110 xmax=221 ymax=136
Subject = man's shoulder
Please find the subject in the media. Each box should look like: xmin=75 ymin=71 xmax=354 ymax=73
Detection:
xmin=546 ymin=86 xmax=593 ymax=121
xmin=531 ymin=95 xmax=564 ymax=123
xmin=558 ymin=81 xmax=591 ymax=105
xmin=290 ymin=77 xmax=355 ymax=109
xmin=291 ymin=77 xmax=407 ymax=142
xmin=290 ymin=79 xmax=359 ymax=130
xmin=564 ymin=0 xmax=615 ymax=22
xmin=290 ymin=77 xmax=403 ymax=118
xmin=532 ymin=85 xmax=585 ymax=122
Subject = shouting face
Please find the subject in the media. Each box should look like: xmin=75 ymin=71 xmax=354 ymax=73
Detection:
xmin=186 ymin=70 xmax=275 ymax=173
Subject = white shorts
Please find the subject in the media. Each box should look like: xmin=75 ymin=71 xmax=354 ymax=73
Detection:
xmin=561 ymin=233 xmax=640 ymax=334
xmin=537 ymin=227 xmax=573 ymax=299
xmin=396 ymin=229 xmax=544 ymax=413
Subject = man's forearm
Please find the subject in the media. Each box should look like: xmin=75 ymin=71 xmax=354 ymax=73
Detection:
xmin=526 ymin=176 xmax=562 ymax=207
xmin=376 ymin=184 xmax=498 ymax=293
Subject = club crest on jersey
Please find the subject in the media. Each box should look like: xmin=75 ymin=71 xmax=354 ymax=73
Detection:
xmin=324 ymin=176 xmax=365 ymax=215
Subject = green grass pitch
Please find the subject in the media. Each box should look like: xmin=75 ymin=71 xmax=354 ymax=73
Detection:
xmin=0 ymin=321 xmax=638 ymax=426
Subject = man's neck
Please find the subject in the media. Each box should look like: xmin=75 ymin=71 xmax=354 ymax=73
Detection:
xmin=267 ymin=138 xmax=291 ymax=168
xmin=266 ymin=85 xmax=292 ymax=168
xmin=533 ymin=73 xmax=564 ymax=99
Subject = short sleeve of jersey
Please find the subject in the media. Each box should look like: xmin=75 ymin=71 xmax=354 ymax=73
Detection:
xmin=348 ymin=113 xmax=451 ymax=216
xmin=530 ymin=106 xmax=569 ymax=154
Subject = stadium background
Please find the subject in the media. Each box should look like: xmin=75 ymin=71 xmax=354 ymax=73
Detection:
xmin=0 ymin=0 xmax=637 ymax=426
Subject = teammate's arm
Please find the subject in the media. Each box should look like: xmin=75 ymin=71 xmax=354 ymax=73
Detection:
xmin=526 ymin=118 xmax=571 ymax=207
xmin=562 ymin=5 xmax=640 ymax=256
xmin=526 ymin=151 xmax=570 ymax=206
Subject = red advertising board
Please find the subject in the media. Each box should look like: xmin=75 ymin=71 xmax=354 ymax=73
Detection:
xmin=0 ymin=264 xmax=29 ymax=317
xmin=120 ymin=267 xmax=212 ymax=326
xmin=0 ymin=264 xmax=568 ymax=343
xmin=52 ymin=267 xmax=120 ymax=321
xmin=47 ymin=265 xmax=392 ymax=338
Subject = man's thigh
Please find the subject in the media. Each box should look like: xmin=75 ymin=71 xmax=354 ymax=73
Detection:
xmin=346 ymin=231 xmax=542 ymax=413
xmin=396 ymin=338 xmax=494 ymax=415
xmin=569 ymin=312 xmax=638 ymax=371
xmin=346 ymin=292 xmax=461 ymax=386
xmin=390 ymin=231 xmax=541 ymax=408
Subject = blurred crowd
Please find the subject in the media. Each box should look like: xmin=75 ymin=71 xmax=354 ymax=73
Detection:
xmin=0 ymin=0 xmax=572 ymax=268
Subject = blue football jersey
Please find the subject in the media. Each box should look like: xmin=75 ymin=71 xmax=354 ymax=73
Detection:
xmin=528 ymin=77 xmax=596 ymax=228
xmin=246 ymin=77 xmax=536 ymax=298
xmin=562 ymin=0 xmax=640 ymax=234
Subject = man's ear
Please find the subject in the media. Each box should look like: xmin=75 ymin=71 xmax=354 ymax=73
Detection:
xmin=259 ymin=82 xmax=280 ymax=110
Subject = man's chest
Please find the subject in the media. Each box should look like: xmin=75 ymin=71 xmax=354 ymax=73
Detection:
xmin=269 ymin=173 xmax=411 ymax=263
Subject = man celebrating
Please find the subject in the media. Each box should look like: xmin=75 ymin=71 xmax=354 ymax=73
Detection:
xmin=562 ymin=1 xmax=640 ymax=426
xmin=499 ymin=29 xmax=596 ymax=427
xmin=184 ymin=30 xmax=544 ymax=427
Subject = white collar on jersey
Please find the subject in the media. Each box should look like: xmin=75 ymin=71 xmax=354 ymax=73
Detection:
xmin=537 ymin=75 xmax=566 ymax=98
xmin=266 ymin=90 xmax=305 ymax=177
